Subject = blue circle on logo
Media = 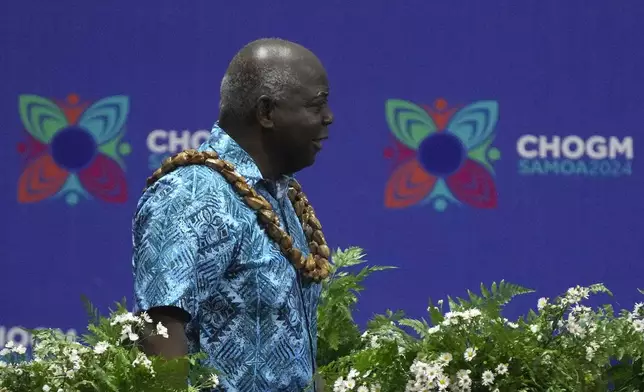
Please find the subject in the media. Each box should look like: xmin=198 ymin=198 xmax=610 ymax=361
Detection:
xmin=50 ymin=127 xmax=97 ymax=171
xmin=417 ymin=132 xmax=465 ymax=177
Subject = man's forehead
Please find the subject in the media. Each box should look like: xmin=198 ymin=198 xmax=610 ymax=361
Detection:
xmin=292 ymin=61 xmax=329 ymax=87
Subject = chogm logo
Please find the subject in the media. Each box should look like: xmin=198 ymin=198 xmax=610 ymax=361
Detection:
xmin=16 ymin=94 xmax=131 ymax=206
xmin=146 ymin=129 xmax=211 ymax=170
xmin=384 ymin=98 xmax=500 ymax=212
xmin=517 ymin=135 xmax=633 ymax=177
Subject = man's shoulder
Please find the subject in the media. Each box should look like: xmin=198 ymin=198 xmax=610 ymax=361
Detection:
xmin=136 ymin=164 xmax=239 ymax=217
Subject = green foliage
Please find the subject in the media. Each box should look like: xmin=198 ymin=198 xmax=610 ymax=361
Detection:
xmin=316 ymin=247 xmax=395 ymax=367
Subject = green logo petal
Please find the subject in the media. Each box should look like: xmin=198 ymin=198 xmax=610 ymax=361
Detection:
xmin=19 ymin=95 xmax=68 ymax=143
xmin=385 ymin=99 xmax=437 ymax=149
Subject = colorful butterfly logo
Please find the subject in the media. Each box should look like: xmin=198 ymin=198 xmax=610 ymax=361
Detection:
xmin=384 ymin=98 xmax=501 ymax=212
xmin=16 ymin=94 xmax=131 ymax=206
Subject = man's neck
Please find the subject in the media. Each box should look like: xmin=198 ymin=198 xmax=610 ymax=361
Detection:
xmin=220 ymin=123 xmax=282 ymax=180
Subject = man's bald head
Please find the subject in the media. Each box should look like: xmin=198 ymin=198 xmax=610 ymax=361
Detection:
xmin=219 ymin=38 xmax=324 ymax=125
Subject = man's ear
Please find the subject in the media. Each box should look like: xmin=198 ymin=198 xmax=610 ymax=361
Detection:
xmin=256 ymin=95 xmax=275 ymax=129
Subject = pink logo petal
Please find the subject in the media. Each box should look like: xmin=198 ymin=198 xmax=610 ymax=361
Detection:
xmin=446 ymin=159 xmax=498 ymax=209
xmin=78 ymin=154 xmax=128 ymax=203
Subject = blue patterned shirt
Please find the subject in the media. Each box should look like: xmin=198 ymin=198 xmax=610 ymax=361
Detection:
xmin=132 ymin=124 xmax=321 ymax=391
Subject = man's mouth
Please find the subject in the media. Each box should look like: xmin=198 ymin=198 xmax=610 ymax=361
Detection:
xmin=312 ymin=137 xmax=328 ymax=150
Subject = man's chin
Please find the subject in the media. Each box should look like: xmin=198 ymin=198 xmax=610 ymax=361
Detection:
xmin=289 ymin=155 xmax=317 ymax=174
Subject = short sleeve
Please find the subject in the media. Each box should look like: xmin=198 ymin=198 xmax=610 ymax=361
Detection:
xmin=132 ymin=166 xmax=239 ymax=321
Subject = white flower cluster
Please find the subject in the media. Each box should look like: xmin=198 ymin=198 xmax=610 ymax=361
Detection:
xmin=110 ymin=311 xmax=169 ymax=343
xmin=333 ymin=368 xmax=380 ymax=392
xmin=405 ymin=351 xmax=508 ymax=392
xmin=427 ymin=309 xmax=483 ymax=335
xmin=361 ymin=329 xmax=406 ymax=354
xmin=0 ymin=340 xmax=27 ymax=357
xmin=442 ymin=309 xmax=482 ymax=326
xmin=565 ymin=305 xmax=595 ymax=338
xmin=629 ymin=302 xmax=644 ymax=333
xmin=133 ymin=352 xmax=155 ymax=376
xmin=562 ymin=286 xmax=590 ymax=306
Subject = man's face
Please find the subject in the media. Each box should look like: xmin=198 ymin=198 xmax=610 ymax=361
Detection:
xmin=265 ymin=61 xmax=333 ymax=175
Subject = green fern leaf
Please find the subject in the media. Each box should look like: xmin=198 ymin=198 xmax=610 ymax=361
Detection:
xmin=480 ymin=283 xmax=491 ymax=298
xmin=399 ymin=318 xmax=429 ymax=337
xmin=80 ymin=294 xmax=101 ymax=326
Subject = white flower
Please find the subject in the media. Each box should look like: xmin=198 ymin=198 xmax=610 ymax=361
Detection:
xmin=132 ymin=352 xmax=154 ymax=375
xmin=495 ymin=363 xmax=508 ymax=375
xmin=42 ymin=385 xmax=51 ymax=392
xmin=140 ymin=312 xmax=153 ymax=324
xmin=427 ymin=326 xmax=440 ymax=334
xmin=5 ymin=341 xmax=14 ymax=349
xmin=209 ymin=373 xmax=219 ymax=386
xmin=585 ymin=341 xmax=600 ymax=361
xmin=120 ymin=325 xmax=139 ymax=342
xmin=425 ymin=364 xmax=440 ymax=380
xmin=530 ymin=324 xmax=540 ymax=334
xmin=503 ymin=318 xmax=519 ymax=329
xmin=11 ymin=344 xmax=26 ymax=355
xmin=436 ymin=374 xmax=450 ymax=389
xmin=348 ymin=368 xmax=360 ymax=379
xmin=357 ymin=386 xmax=369 ymax=392
xmin=94 ymin=341 xmax=110 ymax=354
xmin=334 ymin=377 xmax=345 ymax=392
xmin=537 ymin=297 xmax=548 ymax=310
xmin=567 ymin=321 xmax=585 ymax=337
xmin=482 ymin=370 xmax=495 ymax=386
xmin=156 ymin=322 xmax=169 ymax=339
xmin=0 ymin=349 xmax=10 ymax=356
xmin=345 ymin=379 xmax=356 ymax=389
xmin=438 ymin=352 xmax=452 ymax=364
xmin=464 ymin=347 xmax=477 ymax=362
xmin=369 ymin=335 xmax=380 ymax=348
xmin=456 ymin=369 xmax=472 ymax=388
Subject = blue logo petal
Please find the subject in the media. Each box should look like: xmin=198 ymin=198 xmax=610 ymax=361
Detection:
xmin=78 ymin=96 xmax=129 ymax=145
xmin=446 ymin=101 xmax=498 ymax=150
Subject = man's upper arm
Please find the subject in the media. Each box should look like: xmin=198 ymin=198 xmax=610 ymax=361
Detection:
xmin=132 ymin=166 xmax=239 ymax=321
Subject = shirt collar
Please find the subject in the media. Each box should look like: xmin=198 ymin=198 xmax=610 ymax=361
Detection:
xmin=202 ymin=123 xmax=293 ymax=199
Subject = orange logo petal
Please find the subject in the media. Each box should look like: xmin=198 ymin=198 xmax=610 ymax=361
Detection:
xmin=17 ymin=155 xmax=68 ymax=203
xmin=385 ymin=159 xmax=437 ymax=208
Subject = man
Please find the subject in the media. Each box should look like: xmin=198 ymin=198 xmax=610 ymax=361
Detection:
xmin=132 ymin=38 xmax=333 ymax=391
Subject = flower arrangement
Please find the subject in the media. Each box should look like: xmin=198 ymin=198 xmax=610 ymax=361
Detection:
xmin=4 ymin=247 xmax=644 ymax=392
xmin=315 ymin=249 xmax=644 ymax=391
xmin=0 ymin=300 xmax=219 ymax=392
